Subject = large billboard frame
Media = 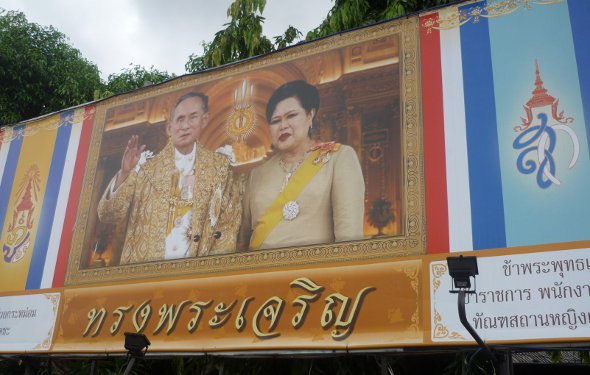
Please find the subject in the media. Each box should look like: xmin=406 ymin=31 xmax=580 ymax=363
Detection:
xmin=64 ymin=17 xmax=424 ymax=286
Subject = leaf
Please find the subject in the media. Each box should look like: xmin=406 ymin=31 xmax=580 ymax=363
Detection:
xmin=0 ymin=10 xmax=101 ymax=124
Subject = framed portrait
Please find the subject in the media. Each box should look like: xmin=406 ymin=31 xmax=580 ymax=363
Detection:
xmin=65 ymin=16 xmax=424 ymax=285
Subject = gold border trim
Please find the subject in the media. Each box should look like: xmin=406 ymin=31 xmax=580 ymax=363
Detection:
xmin=430 ymin=263 xmax=465 ymax=340
xmin=421 ymin=0 xmax=565 ymax=33
xmin=65 ymin=16 xmax=424 ymax=286
xmin=0 ymin=109 xmax=93 ymax=144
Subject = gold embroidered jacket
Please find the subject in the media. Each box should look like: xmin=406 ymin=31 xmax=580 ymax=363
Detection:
xmin=98 ymin=141 xmax=243 ymax=264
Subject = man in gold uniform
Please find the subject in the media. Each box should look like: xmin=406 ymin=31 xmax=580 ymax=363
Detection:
xmin=98 ymin=92 xmax=242 ymax=264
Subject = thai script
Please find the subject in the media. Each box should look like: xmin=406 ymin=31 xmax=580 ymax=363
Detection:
xmin=83 ymin=278 xmax=375 ymax=341
xmin=513 ymin=113 xmax=557 ymax=188
xmin=465 ymin=283 xmax=590 ymax=304
xmin=503 ymin=258 xmax=590 ymax=278
xmin=0 ymin=308 xmax=37 ymax=319
xmin=513 ymin=62 xmax=578 ymax=189
xmin=538 ymin=282 xmax=590 ymax=300
xmin=473 ymin=308 xmax=590 ymax=331
xmin=2 ymin=227 xmax=31 ymax=264
xmin=465 ymin=288 xmax=531 ymax=304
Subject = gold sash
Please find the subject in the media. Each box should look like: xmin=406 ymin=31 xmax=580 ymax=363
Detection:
xmin=249 ymin=143 xmax=340 ymax=250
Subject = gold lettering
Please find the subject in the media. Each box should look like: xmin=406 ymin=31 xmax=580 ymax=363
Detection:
xmin=187 ymin=301 xmax=212 ymax=333
xmin=110 ymin=305 xmax=133 ymax=335
xmin=321 ymin=287 xmax=375 ymax=340
xmin=252 ymin=297 xmax=284 ymax=339
xmin=153 ymin=300 xmax=191 ymax=335
xmin=83 ymin=308 xmax=106 ymax=337
xmin=208 ymin=300 xmax=237 ymax=328
xmin=132 ymin=300 xmax=152 ymax=333
xmin=235 ymin=297 xmax=255 ymax=332
xmin=290 ymin=278 xmax=324 ymax=329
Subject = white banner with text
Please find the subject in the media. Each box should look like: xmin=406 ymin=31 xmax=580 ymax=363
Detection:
xmin=0 ymin=293 xmax=61 ymax=351
xmin=430 ymin=248 xmax=590 ymax=343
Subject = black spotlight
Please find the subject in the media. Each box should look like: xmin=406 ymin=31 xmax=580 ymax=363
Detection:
xmin=123 ymin=333 xmax=151 ymax=375
xmin=124 ymin=332 xmax=151 ymax=357
xmin=447 ymin=255 xmax=478 ymax=292
xmin=445 ymin=256 xmax=508 ymax=373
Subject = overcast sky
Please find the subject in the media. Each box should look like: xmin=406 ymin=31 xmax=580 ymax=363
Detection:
xmin=0 ymin=0 xmax=333 ymax=79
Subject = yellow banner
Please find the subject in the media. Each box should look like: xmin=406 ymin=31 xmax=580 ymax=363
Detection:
xmin=0 ymin=118 xmax=57 ymax=292
xmin=53 ymin=259 xmax=422 ymax=353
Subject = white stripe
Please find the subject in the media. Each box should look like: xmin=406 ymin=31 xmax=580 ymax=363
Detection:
xmin=40 ymin=111 xmax=83 ymax=288
xmin=0 ymin=131 xmax=12 ymax=187
xmin=439 ymin=9 xmax=474 ymax=252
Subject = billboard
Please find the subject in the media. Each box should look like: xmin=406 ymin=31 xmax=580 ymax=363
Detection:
xmin=0 ymin=0 xmax=590 ymax=355
xmin=64 ymin=16 xmax=424 ymax=285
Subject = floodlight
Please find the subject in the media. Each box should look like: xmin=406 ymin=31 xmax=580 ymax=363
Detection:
xmin=122 ymin=332 xmax=151 ymax=375
xmin=445 ymin=255 xmax=504 ymax=372
xmin=447 ymin=255 xmax=478 ymax=291
xmin=124 ymin=332 xmax=151 ymax=357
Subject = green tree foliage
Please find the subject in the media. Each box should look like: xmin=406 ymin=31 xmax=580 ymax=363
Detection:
xmin=186 ymin=0 xmax=272 ymax=71
xmin=273 ymin=25 xmax=303 ymax=51
xmin=185 ymin=0 xmax=301 ymax=72
xmin=306 ymin=0 xmax=455 ymax=40
xmin=185 ymin=41 xmax=211 ymax=73
xmin=95 ymin=64 xmax=175 ymax=99
xmin=186 ymin=0 xmax=453 ymax=73
xmin=0 ymin=9 xmax=101 ymax=125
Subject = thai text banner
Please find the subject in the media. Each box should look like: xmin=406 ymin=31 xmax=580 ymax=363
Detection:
xmin=0 ymin=292 xmax=60 ymax=352
xmin=430 ymin=248 xmax=590 ymax=344
xmin=53 ymin=259 xmax=422 ymax=352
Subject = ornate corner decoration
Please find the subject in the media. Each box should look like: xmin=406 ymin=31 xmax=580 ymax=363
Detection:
xmin=421 ymin=0 xmax=565 ymax=34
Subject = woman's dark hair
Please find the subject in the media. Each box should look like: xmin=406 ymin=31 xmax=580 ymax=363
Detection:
xmin=265 ymin=80 xmax=320 ymax=123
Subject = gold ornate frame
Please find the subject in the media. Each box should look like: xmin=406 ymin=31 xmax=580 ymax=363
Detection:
xmin=65 ymin=16 xmax=424 ymax=286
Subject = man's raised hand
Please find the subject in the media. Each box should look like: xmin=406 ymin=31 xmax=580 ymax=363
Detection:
xmin=114 ymin=135 xmax=146 ymax=191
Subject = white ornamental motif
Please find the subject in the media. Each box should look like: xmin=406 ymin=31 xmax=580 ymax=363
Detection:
xmin=282 ymin=201 xmax=300 ymax=221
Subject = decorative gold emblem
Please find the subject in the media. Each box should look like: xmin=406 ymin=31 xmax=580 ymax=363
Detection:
xmin=4 ymin=165 xmax=40 ymax=263
xmin=311 ymin=142 xmax=339 ymax=165
xmin=225 ymin=79 xmax=257 ymax=142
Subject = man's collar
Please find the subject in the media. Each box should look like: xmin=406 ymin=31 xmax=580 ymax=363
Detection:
xmin=174 ymin=143 xmax=196 ymax=175
xmin=174 ymin=143 xmax=196 ymax=161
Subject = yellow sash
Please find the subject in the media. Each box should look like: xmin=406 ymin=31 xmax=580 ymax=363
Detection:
xmin=249 ymin=146 xmax=337 ymax=250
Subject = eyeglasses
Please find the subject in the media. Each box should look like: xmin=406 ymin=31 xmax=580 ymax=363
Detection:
xmin=172 ymin=113 xmax=204 ymax=127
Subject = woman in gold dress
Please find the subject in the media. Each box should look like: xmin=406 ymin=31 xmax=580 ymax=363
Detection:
xmin=241 ymin=80 xmax=365 ymax=250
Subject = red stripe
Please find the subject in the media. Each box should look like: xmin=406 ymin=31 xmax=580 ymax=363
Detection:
xmin=420 ymin=14 xmax=449 ymax=254
xmin=52 ymin=105 xmax=95 ymax=287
